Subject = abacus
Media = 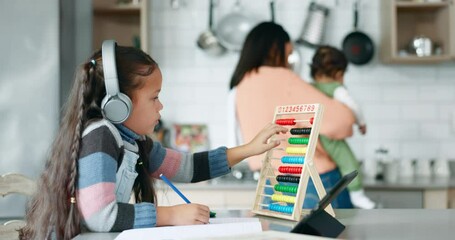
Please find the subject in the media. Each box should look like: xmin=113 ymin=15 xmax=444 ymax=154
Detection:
xmin=252 ymin=103 xmax=335 ymax=221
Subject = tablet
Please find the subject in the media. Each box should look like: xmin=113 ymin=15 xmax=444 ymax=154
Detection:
xmin=313 ymin=170 xmax=358 ymax=212
xmin=290 ymin=170 xmax=358 ymax=236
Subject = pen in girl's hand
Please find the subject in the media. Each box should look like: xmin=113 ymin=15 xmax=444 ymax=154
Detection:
xmin=159 ymin=173 xmax=216 ymax=218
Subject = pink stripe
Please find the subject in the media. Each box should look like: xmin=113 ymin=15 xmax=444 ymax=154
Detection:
xmin=76 ymin=183 xmax=116 ymax=219
xmin=151 ymin=149 xmax=182 ymax=178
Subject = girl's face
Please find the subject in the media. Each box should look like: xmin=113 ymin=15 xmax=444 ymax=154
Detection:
xmin=123 ymin=68 xmax=163 ymax=136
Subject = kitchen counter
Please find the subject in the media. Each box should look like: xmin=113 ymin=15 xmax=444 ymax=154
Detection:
xmin=157 ymin=176 xmax=455 ymax=209
xmin=363 ymin=176 xmax=455 ymax=190
xmin=164 ymin=176 xmax=455 ymax=191
xmin=74 ymin=209 xmax=455 ymax=240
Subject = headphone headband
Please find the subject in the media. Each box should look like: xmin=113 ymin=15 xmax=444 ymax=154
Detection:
xmin=102 ymin=40 xmax=120 ymax=96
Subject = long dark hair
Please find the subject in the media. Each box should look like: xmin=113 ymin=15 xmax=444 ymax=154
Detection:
xmin=19 ymin=46 xmax=158 ymax=240
xmin=310 ymin=45 xmax=348 ymax=79
xmin=229 ymin=21 xmax=291 ymax=89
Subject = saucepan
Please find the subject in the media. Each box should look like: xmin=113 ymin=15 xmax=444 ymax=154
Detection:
xmin=216 ymin=0 xmax=257 ymax=51
xmin=197 ymin=0 xmax=226 ymax=56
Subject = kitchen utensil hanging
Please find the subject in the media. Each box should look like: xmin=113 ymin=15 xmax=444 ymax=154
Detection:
xmin=269 ymin=0 xmax=302 ymax=73
xmin=216 ymin=0 xmax=257 ymax=51
xmin=296 ymin=1 xmax=330 ymax=47
xmin=341 ymin=0 xmax=374 ymax=65
xmin=197 ymin=0 xmax=226 ymax=56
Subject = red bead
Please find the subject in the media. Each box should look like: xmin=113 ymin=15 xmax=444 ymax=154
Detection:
xmin=275 ymin=119 xmax=296 ymax=126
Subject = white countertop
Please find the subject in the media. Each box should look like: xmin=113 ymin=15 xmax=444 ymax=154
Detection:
xmin=74 ymin=209 xmax=455 ymax=240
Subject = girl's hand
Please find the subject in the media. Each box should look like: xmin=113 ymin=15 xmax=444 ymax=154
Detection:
xmin=247 ymin=123 xmax=288 ymax=155
xmin=226 ymin=123 xmax=288 ymax=167
xmin=156 ymin=204 xmax=210 ymax=226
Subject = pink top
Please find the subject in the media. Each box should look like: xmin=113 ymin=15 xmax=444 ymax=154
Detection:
xmin=236 ymin=66 xmax=355 ymax=173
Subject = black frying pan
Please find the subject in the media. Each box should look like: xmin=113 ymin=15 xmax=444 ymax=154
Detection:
xmin=342 ymin=0 xmax=374 ymax=65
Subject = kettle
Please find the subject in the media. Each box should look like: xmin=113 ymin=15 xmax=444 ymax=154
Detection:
xmin=409 ymin=36 xmax=432 ymax=57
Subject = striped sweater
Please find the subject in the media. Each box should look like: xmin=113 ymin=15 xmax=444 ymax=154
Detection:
xmin=76 ymin=119 xmax=230 ymax=232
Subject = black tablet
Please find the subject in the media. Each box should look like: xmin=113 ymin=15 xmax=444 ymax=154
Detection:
xmin=290 ymin=170 xmax=358 ymax=237
xmin=313 ymin=170 xmax=358 ymax=213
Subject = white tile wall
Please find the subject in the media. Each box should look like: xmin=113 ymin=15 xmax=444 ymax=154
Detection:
xmin=148 ymin=0 xmax=455 ymax=175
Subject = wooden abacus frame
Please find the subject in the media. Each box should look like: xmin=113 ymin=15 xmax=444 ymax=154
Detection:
xmin=252 ymin=103 xmax=335 ymax=221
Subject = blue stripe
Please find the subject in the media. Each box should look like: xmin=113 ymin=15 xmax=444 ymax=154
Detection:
xmin=78 ymin=152 xmax=117 ymax=189
xmin=147 ymin=141 xmax=167 ymax=173
xmin=208 ymin=147 xmax=230 ymax=178
xmin=133 ymin=202 xmax=156 ymax=228
xmin=115 ymin=124 xmax=141 ymax=144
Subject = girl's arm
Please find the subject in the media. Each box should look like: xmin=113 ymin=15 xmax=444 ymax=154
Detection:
xmin=148 ymin=124 xmax=287 ymax=182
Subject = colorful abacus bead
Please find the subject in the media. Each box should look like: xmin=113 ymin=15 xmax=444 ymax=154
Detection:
xmin=281 ymin=156 xmax=305 ymax=164
xmin=275 ymin=118 xmax=296 ymax=126
xmin=274 ymin=184 xmax=298 ymax=194
xmin=286 ymin=147 xmax=307 ymax=154
xmin=290 ymin=128 xmax=311 ymax=135
xmin=288 ymin=137 xmax=309 ymax=145
xmin=278 ymin=166 xmax=302 ymax=174
xmin=271 ymin=194 xmax=296 ymax=204
xmin=269 ymin=204 xmax=293 ymax=214
xmin=276 ymin=175 xmax=300 ymax=183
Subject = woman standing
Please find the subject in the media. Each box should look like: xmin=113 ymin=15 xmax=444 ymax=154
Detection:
xmin=228 ymin=22 xmax=356 ymax=208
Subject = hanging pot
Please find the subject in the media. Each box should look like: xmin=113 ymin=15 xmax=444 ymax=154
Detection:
xmin=341 ymin=0 xmax=374 ymax=65
xmin=197 ymin=0 xmax=226 ymax=56
xmin=216 ymin=0 xmax=257 ymax=51
xmin=296 ymin=1 xmax=330 ymax=47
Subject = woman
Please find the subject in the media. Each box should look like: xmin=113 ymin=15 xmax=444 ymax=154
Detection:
xmin=228 ymin=22 xmax=356 ymax=208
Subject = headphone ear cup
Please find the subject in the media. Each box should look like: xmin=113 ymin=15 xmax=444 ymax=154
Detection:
xmin=101 ymin=93 xmax=132 ymax=124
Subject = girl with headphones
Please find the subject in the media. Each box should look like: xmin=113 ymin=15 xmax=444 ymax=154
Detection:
xmin=19 ymin=40 xmax=287 ymax=239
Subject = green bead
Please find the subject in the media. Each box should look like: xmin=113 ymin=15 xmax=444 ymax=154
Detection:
xmin=288 ymin=137 xmax=309 ymax=145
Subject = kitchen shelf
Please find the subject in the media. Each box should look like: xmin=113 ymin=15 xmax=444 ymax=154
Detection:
xmin=94 ymin=5 xmax=141 ymax=15
xmin=386 ymin=55 xmax=452 ymax=63
xmin=92 ymin=0 xmax=149 ymax=52
xmin=381 ymin=0 xmax=455 ymax=64
xmin=396 ymin=1 xmax=449 ymax=8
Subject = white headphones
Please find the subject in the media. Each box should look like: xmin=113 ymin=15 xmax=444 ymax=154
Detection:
xmin=101 ymin=40 xmax=132 ymax=124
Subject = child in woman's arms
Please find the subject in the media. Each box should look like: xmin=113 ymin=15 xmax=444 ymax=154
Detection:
xmin=311 ymin=45 xmax=375 ymax=209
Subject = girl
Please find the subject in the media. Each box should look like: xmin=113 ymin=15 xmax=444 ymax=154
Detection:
xmin=20 ymin=41 xmax=287 ymax=239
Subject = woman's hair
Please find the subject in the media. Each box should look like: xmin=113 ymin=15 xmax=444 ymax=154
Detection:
xmin=19 ymin=46 xmax=158 ymax=240
xmin=310 ymin=45 xmax=348 ymax=79
xmin=229 ymin=21 xmax=291 ymax=89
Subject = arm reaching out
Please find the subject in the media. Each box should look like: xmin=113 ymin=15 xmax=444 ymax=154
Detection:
xmin=226 ymin=123 xmax=288 ymax=167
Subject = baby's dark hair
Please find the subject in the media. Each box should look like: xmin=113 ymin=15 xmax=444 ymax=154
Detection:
xmin=20 ymin=45 xmax=158 ymax=240
xmin=310 ymin=45 xmax=348 ymax=79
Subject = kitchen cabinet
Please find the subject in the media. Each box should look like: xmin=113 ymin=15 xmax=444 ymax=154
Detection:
xmin=381 ymin=0 xmax=455 ymax=63
xmin=92 ymin=0 xmax=149 ymax=52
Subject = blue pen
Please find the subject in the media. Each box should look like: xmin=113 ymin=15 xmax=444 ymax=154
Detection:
xmin=159 ymin=173 xmax=216 ymax=218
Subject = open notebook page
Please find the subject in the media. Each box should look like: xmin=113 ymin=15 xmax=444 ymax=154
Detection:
xmin=115 ymin=219 xmax=261 ymax=240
